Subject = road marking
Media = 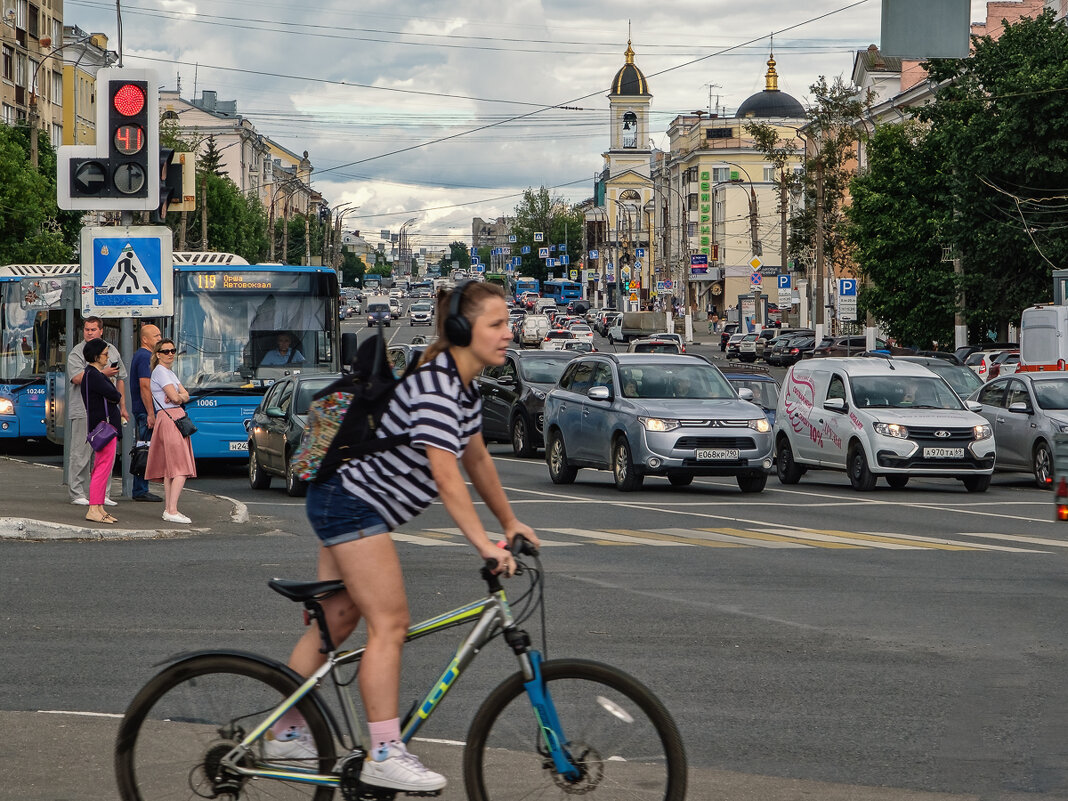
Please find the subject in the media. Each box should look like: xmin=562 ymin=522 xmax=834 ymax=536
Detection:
xmin=551 ymin=527 xmax=692 ymax=546
xmin=424 ymin=527 xmax=578 ymax=547
xmin=38 ymin=710 xmax=123 ymax=718
xmin=392 ymin=531 xmax=464 ymax=547
xmin=704 ymin=528 xmax=864 ymax=549
xmin=693 ymin=527 xmax=812 ymax=548
xmin=953 ymin=531 xmax=1068 ymax=549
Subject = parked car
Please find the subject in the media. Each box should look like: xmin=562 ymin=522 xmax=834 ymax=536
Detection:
xmin=648 ymin=332 xmax=685 ymax=353
xmin=969 ymin=373 xmax=1068 ymax=488
xmin=988 ymin=350 xmax=1020 ymax=380
xmin=721 ymin=364 xmax=780 ymax=426
xmin=409 ymin=301 xmax=434 ymax=326
xmin=765 ymin=333 xmax=805 ymax=366
xmin=476 ymin=350 xmax=576 ymax=457
xmin=628 ymin=338 xmax=683 ymax=354
xmin=809 ymin=335 xmax=897 ymax=358
xmin=736 ymin=332 xmax=761 ymax=362
xmin=965 ymin=349 xmax=1007 ymax=381
xmin=891 ymin=356 xmax=984 ymax=400
xmin=366 ymin=301 xmax=391 ymax=327
xmin=725 ymin=332 xmax=745 ymax=360
xmin=720 ymin=323 xmax=740 ymax=351
xmin=747 ymin=329 xmax=778 ymax=361
xmin=775 ymin=358 xmax=995 ymax=492
xmin=543 ymin=353 xmax=774 ymax=492
xmin=955 ymin=342 xmax=1017 ymax=364
xmin=780 ymin=335 xmax=816 ymax=366
xmin=541 ymin=330 xmax=577 ymax=350
xmin=758 ymin=328 xmax=813 ymax=363
xmin=247 ymin=373 xmax=342 ymax=497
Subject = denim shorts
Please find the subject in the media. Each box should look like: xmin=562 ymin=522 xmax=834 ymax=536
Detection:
xmin=306 ymin=474 xmax=390 ymax=547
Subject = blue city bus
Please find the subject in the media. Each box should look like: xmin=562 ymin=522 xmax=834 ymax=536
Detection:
xmin=514 ymin=277 xmax=540 ymax=302
xmin=0 ymin=264 xmax=81 ymax=441
xmin=542 ymin=279 xmax=582 ymax=305
xmin=167 ymin=262 xmax=343 ymax=458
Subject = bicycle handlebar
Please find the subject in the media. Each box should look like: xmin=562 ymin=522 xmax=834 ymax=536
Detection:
xmin=482 ymin=534 xmax=539 ymax=579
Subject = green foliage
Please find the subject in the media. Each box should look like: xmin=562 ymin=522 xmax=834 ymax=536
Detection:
xmin=914 ymin=9 xmax=1068 ymax=338
xmin=0 ymin=125 xmax=77 ymax=264
xmin=340 ymin=252 xmax=365 ymax=286
xmin=847 ymin=122 xmax=956 ymax=347
xmin=199 ymin=135 xmax=226 ymax=176
xmin=511 ymin=187 xmax=583 ymax=281
xmin=182 ymin=172 xmax=268 ymax=263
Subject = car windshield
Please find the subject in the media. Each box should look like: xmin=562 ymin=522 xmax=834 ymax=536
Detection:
xmin=928 ymin=363 xmax=983 ymax=397
xmin=294 ymin=378 xmax=337 ymax=415
xmin=729 ymin=378 xmax=780 ymax=410
xmin=521 ymin=357 xmax=571 ymax=384
xmin=1033 ymin=378 xmax=1068 ymax=410
xmin=411 ymin=303 xmax=432 ymax=311
xmin=619 ymin=363 xmax=735 ymax=399
xmin=634 ymin=342 xmax=679 ymax=353
xmin=850 ymin=375 xmax=962 ymax=410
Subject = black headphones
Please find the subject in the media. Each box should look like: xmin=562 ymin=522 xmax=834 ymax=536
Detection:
xmin=444 ymin=281 xmax=475 ymax=347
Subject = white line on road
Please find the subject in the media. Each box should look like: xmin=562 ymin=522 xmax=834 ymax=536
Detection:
xmin=38 ymin=710 xmax=123 ymax=718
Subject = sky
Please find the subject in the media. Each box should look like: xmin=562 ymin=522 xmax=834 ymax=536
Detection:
xmin=64 ymin=0 xmax=993 ymax=251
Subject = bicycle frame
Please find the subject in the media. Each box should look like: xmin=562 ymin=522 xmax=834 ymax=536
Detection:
xmin=217 ymin=577 xmax=581 ymax=787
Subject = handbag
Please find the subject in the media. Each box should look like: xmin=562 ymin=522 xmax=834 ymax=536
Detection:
xmin=83 ymin=371 xmax=119 ymax=451
xmin=155 ymin=398 xmax=197 ymax=438
xmin=130 ymin=440 xmax=150 ymax=477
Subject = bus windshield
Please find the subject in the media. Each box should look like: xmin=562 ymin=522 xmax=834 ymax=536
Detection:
xmin=173 ymin=270 xmax=338 ymax=391
xmin=0 ymin=279 xmax=69 ymax=382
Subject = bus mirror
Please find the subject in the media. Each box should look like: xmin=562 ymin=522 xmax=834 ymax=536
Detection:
xmin=341 ymin=332 xmax=358 ymax=369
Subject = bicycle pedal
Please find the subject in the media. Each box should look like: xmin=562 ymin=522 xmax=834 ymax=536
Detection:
xmin=403 ymin=792 xmax=442 ymax=798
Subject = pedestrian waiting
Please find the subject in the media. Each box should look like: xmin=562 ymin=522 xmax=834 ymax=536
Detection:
xmin=81 ymin=338 xmax=123 ymax=524
xmin=145 ymin=339 xmax=197 ymax=524
xmin=129 ymin=323 xmax=162 ymax=502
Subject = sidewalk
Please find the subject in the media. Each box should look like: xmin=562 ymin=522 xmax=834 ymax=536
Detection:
xmin=0 ymin=455 xmax=251 ymax=540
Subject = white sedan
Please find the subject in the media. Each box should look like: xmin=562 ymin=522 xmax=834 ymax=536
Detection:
xmin=569 ymin=324 xmax=594 ymax=344
xmin=541 ymin=330 xmax=577 ymax=350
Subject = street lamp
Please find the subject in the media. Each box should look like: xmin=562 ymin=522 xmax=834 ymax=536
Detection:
xmin=656 ymin=174 xmax=691 ymax=312
xmin=332 ymin=202 xmax=356 ymax=271
xmin=399 ymin=217 xmax=418 ymax=277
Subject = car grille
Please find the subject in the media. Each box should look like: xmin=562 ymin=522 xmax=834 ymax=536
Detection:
xmin=907 ymin=426 xmax=975 ymax=445
xmin=674 ymin=436 xmax=757 ymax=450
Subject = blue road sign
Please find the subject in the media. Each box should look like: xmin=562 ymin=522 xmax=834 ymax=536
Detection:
xmin=750 ymin=272 xmax=763 ymax=286
xmin=521 ymin=246 xmax=530 ymax=255
xmin=508 ymin=234 xmax=517 ymax=243
xmin=539 ymin=247 xmax=550 ymax=258
xmin=80 ymin=225 xmax=173 ymax=317
xmin=589 ymin=249 xmax=599 ymax=259
xmin=778 ymin=275 xmax=792 ymax=289
xmin=838 ymin=278 xmax=857 ymax=295
xmin=561 ymin=255 xmax=570 ymax=265
xmin=636 ymin=248 xmax=645 ymax=258
xmin=471 ymin=257 xmax=480 ymax=266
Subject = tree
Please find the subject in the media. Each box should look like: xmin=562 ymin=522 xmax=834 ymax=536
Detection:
xmin=340 ymin=252 xmax=365 ymax=287
xmin=511 ymin=187 xmax=583 ymax=280
xmin=199 ymin=135 xmax=226 ymax=177
xmin=915 ymin=9 xmax=1068 ymax=339
xmin=744 ymin=120 xmax=804 ymax=271
xmin=0 ymin=125 xmax=78 ymax=264
xmin=847 ymin=121 xmax=957 ymax=347
xmin=441 ymin=241 xmax=470 ymax=272
xmin=183 ymin=172 xmax=269 ymax=263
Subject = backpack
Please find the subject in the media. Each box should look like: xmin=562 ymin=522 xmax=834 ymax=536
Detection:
xmin=290 ymin=329 xmax=436 ymax=484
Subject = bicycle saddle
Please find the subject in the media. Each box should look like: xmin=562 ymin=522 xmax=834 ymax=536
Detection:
xmin=268 ymin=578 xmax=346 ymax=602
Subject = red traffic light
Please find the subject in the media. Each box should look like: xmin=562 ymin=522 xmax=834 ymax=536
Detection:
xmin=113 ymin=83 xmax=146 ymax=116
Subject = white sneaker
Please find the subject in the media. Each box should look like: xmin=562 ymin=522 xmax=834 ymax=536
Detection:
xmin=104 ymin=498 xmax=118 ymax=507
xmin=71 ymin=497 xmax=90 ymax=506
xmin=360 ymin=741 xmax=446 ymax=792
xmin=262 ymin=727 xmax=318 ymax=765
xmin=162 ymin=511 xmax=192 ymax=524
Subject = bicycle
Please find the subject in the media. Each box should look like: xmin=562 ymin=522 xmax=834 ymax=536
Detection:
xmin=114 ymin=536 xmax=687 ymax=800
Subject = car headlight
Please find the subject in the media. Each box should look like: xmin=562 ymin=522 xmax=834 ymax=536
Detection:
xmin=638 ymin=416 xmax=680 ymax=432
xmin=0 ymin=397 xmax=13 ymax=416
xmin=973 ymin=423 xmax=992 ymax=440
xmin=531 ymin=388 xmax=546 ymax=400
xmin=748 ymin=418 xmax=771 ymax=433
xmin=873 ymin=422 xmax=909 ymax=439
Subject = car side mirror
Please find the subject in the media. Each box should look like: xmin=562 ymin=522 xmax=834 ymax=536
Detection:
xmin=737 ymin=387 xmax=754 ymax=401
xmin=341 ymin=332 xmax=358 ymax=368
xmin=965 ymin=400 xmax=983 ymax=413
xmin=265 ymin=406 xmax=286 ymax=419
xmin=1007 ymin=401 xmax=1032 ymax=414
xmin=587 ymin=385 xmax=612 ymax=401
xmin=824 ymin=398 xmax=847 ymax=413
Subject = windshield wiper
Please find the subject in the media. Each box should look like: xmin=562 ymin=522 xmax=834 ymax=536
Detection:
xmin=188 ymin=387 xmax=262 ymax=398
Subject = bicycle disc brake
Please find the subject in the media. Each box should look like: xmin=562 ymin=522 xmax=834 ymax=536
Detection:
xmin=549 ymin=742 xmax=604 ymax=795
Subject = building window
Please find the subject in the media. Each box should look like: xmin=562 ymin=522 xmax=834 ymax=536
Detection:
xmin=26 ymin=2 xmax=36 ymax=37
xmin=2 ymin=45 xmax=12 ymax=82
xmin=51 ymin=121 xmax=60 ymax=147
xmin=621 ymin=111 xmax=637 ymax=148
xmin=711 ymin=167 xmax=729 ymax=183
xmin=16 ymin=0 xmax=26 ymax=30
xmin=51 ymin=15 xmax=59 ymax=43
xmin=763 ymin=166 xmax=777 ymax=182
xmin=687 ymin=193 xmax=698 ymax=211
xmin=15 ymin=52 xmax=26 ymax=88
xmin=687 ymin=223 xmax=697 ymax=238
xmin=2 ymin=104 xmax=13 ymax=124
xmin=706 ymin=127 xmax=733 ymax=139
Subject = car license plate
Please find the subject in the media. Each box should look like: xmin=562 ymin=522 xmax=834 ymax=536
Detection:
xmin=923 ymin=447 xmax=963 ymax=458
xmin=229 ymin=441 xmax=249 ymax=452
xmin=696 ymin=448 xmax=740 ymax=460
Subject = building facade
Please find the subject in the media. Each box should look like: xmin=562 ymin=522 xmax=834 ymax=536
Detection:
xmin=1 ymin=0 xmax=65 ymax=146
xmin=60 ymin=26 xmax=112 ymax=145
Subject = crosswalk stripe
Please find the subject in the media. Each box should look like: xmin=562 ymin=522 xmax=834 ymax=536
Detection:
xmin=392 ymin=532 xmax=464 ymax=547
xmin=858 ymin=531 xmax=1048 ymax=553
xmin=955 ymin=531 xmax=1067 ymax=549
xmin=708 ymin=528 xmax=863 ymax=549
xmin=550 ymin=527 xmax=691 ymax=546
xmin=425 ymin=527 xmax=579 ymax=547
xmin=792 ymin=528 xmax=976 ymax=551
xmin=691 ymin=528 xmax=810 ymax=548
xmin=754 ymin=528 xmax=924 ymax=550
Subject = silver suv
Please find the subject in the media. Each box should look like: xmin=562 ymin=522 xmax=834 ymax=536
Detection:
xmin=542 ymin=354 xmax=774 ymax=492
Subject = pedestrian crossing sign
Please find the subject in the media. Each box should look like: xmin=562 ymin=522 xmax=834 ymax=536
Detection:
xmin=80 ymin=225 xmax=173 ymax=317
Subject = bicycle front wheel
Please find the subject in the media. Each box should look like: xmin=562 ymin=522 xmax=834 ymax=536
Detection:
xmin=464 ymin=658 xmax=687 ymax=801
xmin=115 ymin=653 xmax=337 ymax=801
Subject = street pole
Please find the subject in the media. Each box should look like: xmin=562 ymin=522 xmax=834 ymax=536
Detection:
xmin=814 ymin=160 xmax=825 ymax=340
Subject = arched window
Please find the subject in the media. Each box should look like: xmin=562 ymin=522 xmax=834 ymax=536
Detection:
xmin=621 ymin=111 xmax=637 ymax=148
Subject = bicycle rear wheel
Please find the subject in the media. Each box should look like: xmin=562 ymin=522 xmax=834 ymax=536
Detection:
xmin=463 ymin=658 xmax=687 ymax=801
xmin=115 ymin=653 xmax=337 ymax=801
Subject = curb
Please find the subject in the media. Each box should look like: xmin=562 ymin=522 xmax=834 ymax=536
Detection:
xmin=0 ymin=517 xmax=206 ymax=540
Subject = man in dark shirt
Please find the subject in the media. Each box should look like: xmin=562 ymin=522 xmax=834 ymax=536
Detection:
xmin=130 ymin=323 xmax=162 ymax=501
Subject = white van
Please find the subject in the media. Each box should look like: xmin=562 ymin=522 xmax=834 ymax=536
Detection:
xmin=534 ymin=298 xmax=557 ymax=315
xmin=519 ymin=314 xmax=551 ymax=347
xmin=774 ymin=358 xmax=995 ymax=492
xmin=1020 ymin=303 xmax=1068 ymax=372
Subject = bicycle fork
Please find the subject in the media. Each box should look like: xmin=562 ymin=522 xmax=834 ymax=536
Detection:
xmin=521 ymin=649 xmax=583 ymax=783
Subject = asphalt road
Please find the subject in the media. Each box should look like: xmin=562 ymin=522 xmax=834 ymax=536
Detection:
xmin=3 ymin=310 xmax=1067 ymax=800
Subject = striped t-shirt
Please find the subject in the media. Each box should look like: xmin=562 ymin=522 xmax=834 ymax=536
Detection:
xmin=336 ymin=349 xmax=482 ymax=529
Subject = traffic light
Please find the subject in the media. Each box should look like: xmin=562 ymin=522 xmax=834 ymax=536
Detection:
xmin=57 ymin=68 xmax=159 ymax=211
xmin=152 ymin=147 xmax=176 ymax=223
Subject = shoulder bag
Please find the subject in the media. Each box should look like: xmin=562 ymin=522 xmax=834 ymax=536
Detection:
xmin=83 ymin=370 xmax=119 ymax=451
xmin=153 ymin=397 xmax=197 ymax=438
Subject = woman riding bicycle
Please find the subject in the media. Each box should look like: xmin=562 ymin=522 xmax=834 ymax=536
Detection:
xmin=269 ymin=281 xmax=540 ymax=794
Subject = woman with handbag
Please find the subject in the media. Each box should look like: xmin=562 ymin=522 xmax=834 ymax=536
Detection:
xmin=81 ymin=338 xmax=123 ymax=524
xmin=145 ymin=338 xmax=197 ymax=524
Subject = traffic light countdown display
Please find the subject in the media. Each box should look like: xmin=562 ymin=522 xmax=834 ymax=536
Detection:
xmin=57 ymin=68 xmax=160 ymax=211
